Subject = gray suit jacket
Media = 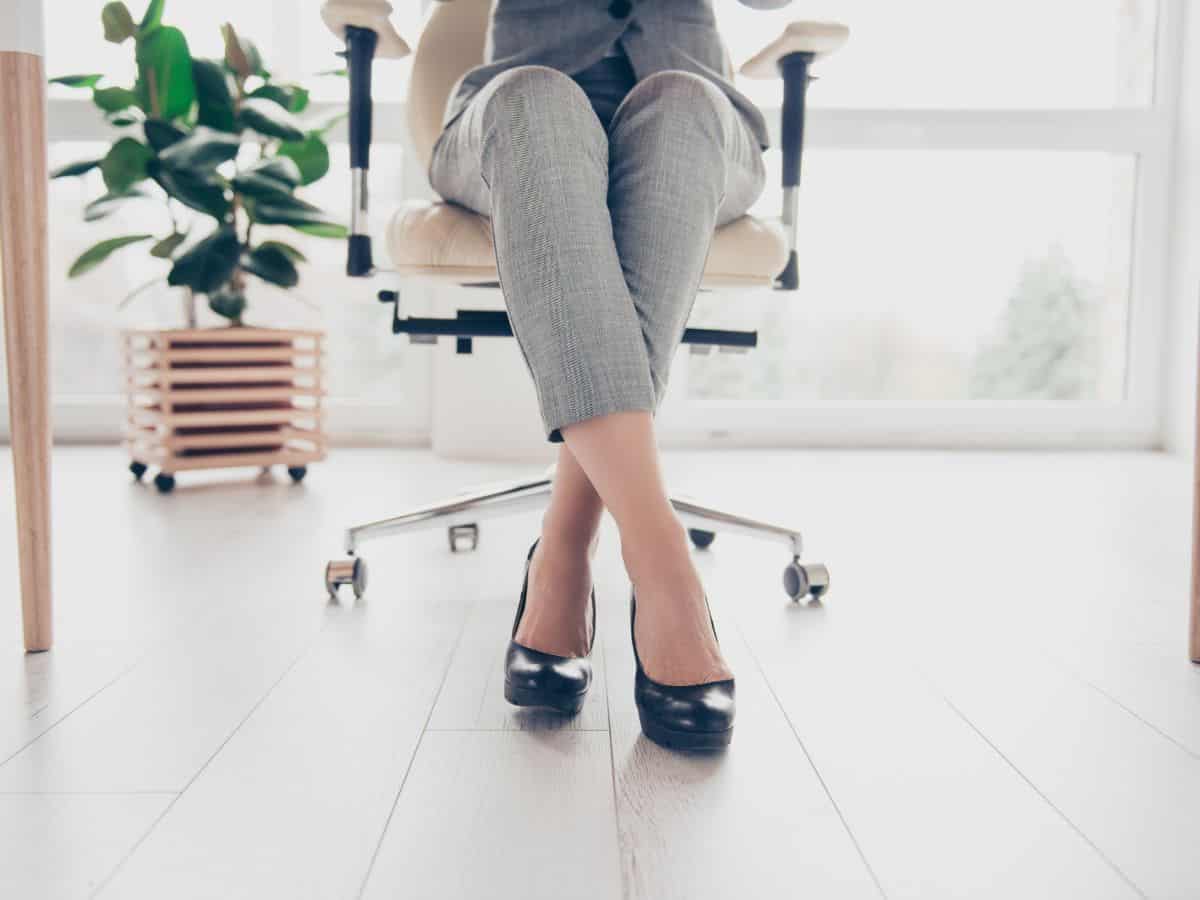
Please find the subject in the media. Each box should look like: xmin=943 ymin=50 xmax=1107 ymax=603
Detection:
xmin=444 ymin=0 xmax=790 ymax=150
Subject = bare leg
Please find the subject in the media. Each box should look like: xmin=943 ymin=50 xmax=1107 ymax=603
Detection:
xmin=562 ymin=411 xmax=731 ymax=686
xmin=514 ymin=445 xmax=603 ymax=657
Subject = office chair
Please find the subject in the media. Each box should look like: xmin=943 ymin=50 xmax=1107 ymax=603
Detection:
xmin=320 ymin=0 xmax=848 ymax=604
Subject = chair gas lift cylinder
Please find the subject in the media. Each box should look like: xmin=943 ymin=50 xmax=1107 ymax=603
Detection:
xmin=318 ymin=1 xmax=847 ymax=604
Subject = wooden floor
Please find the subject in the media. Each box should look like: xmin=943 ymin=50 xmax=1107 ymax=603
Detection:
xmin=1 ymin=447 xmax=1198 ymax=900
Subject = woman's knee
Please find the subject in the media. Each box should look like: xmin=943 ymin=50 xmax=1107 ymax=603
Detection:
xmin=481 ymin=65 xmax=605 ymax=146
xmin=610 ymin=70 xmax=730 ymax=140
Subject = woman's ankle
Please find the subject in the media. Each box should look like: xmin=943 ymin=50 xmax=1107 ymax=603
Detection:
xmin=618 ymin=517 xmax=699 ymax=598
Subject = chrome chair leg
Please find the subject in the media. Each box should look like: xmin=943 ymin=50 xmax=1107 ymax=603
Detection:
xmin=325 ymin=470 xmax=553 ymax=599
xmin=325 ymin=470 xmax=828 ymax=603
xmin=670 ymin=493 xmax=830 ymax=602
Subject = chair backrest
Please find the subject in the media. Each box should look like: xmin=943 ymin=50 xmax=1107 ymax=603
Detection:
xmin=408 ymin=0 xmax=490 ymax=172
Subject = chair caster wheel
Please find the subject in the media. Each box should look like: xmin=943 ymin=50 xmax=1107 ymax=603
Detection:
xmin=688 ymin=528 xmax=716 ymax=550
xmin=154 ymin=473 xmax=176 ymax=494
xmin=287 ymin=466 xmax=308 ymax=483
xmin=129 ymin=461 xmax=148 ymax=481
xmin=784 ymin=560 xmax=829 ymax=601
xmin=326 ymin=557 xmax=367 ymax=600
xmin=448 ymin=523 xmax=478 ymax=553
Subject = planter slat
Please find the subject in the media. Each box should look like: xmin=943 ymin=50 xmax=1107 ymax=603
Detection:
xmin=127 ymin=386 xmax=325 ymax=405
xmin=123 ymin=366 xmax=320 ymax=385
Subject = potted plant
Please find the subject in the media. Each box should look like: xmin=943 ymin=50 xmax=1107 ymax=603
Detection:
xmin=51 ymin=0 xmax=344 ymax=492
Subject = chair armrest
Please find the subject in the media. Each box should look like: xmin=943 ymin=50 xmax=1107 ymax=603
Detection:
xmin=320 ymin=0 xmax=411 ymax=59
xmin=740 ymin=22 xmax=849 ymax=290
xmin=739 ymin=21 xmax=849 ymax=80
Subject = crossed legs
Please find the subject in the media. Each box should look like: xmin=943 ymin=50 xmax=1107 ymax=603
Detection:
xmin=429 ymin=66 xmax=764 ymax=684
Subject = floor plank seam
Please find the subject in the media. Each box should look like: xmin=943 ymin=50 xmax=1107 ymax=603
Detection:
xmin=1038 ymin=645 xmax=1200 ymax=763
xmin=0 ymin=658 xmax=143 ymax=773
xmin=354 ymin=593 xmax=482 ymax=900
xmin=600 ymin=640 xmax=628 ymax=900
xmin=935 ymin=689 xmax=1150 ymax=900
xmin=87 ymin=628 xmax=324 ymax=898
xmin=734 ymin=618 xmax=890 ymax=900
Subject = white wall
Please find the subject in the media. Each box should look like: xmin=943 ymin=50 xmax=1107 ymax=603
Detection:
xmin=1164 ymin=0 xmax=1200 ymax=455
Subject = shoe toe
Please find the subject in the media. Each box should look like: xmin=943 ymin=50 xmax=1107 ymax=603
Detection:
xmin=506 ymin=643 xmax=592 ymax=697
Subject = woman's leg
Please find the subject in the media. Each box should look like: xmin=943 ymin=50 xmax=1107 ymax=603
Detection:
xmin=560 ymin=411 xmax=732 ymax=685
xmin=514 ymin=445 xmax=603 ymax=657
xmin=429 ymin=65 xmax=657 ymax=442
xmin=566 ymin=72 xmax=766 ymax=685
xmin=428 ymin=66 xmax=653 ymax=655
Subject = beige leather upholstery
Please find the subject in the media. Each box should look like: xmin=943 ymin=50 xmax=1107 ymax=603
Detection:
xmin=320 ymin=0 xmax=412 ymax=59
xmin=396 ymin=0 xmax=790 ymax=287
xmin=408 ymin=0 xmax=490 ymax=173
xmin=386 ymin=201 xmax=789 ymax=288
xmin=740 ymin=21 xmax=850 ymax=79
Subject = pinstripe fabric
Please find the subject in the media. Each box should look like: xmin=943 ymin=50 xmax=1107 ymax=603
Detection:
xmin=429 ymin=55 xmax=765 ymax=442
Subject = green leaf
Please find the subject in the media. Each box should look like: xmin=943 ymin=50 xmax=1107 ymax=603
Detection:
xmin=84 ymin=188 xmax=148 ymax=222
xmin=150 ymin=231 xmax=187 ymax=258
xmin=314 ymin=68 xmax=347 ymax=78
xmin=100 ymin=137 xmax=153 ymax=193
xmin=93 ymin=86 xmax=140 ymax=113
xmin=143 ymin=118 xmax=186 ymax=151
xmin=192 ymin=58 xmax=235 ymax=131
xmin=50 ymin=73 xmax=104 ymax=88
xmin=167 ymin=226 xmax=241 ymax=293
xmin=256 ymin=240 xmax=306 ymax=263
xmin=291 ymin=221 xmax=349 ymax=239
xmin=243 ymin=156 xmax=302 ymax=187
xmin=138 ymin=0 xmax=164 ymax=33
xmin=50 ymin=159 xmax=102 ymax=179
xmin=242 ymin=243 xmax=299 ymax=288
xmin=237 ymin=98 xmax=305 ymax=142
xmin=244 ymin=193 xmax=332 ymax=227
xmin=157 ymin=126 xmax=240 ymax=169
xmin=150 ymin=166 xmax=229 ymax=219
xmin=135 ymin=25 xmax=195 ymax=119
xmin=68 ymin=233 xmax=153 ymax=278
xmin=102 ymin=1 xmax=136 ymax=43
xmin=207 ymin=287 xmax=246 ymax=323
xmin=221 ymin=23 xmax=262 ymax=79
xmin=230 ymin=171 xmax=292 ymax=200
xmin=248 ymin=83 xmax=309 ymax=114
xmin=277 ymin=134 xmax=329 ymax=186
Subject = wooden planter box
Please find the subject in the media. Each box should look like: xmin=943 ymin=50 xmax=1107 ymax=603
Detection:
xmin=122 ymin=327 xmax=327 ymax=492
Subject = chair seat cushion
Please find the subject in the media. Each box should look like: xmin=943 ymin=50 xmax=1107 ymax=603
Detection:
xmin=384 ymin=201 xmax=788 ymax=288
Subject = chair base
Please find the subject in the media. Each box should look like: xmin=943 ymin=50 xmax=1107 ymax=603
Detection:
xmin=324 ymin=467 xmax=829 ymax=603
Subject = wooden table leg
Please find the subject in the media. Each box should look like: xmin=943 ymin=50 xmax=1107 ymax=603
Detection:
xmin=0 ymin=47 xmax=53 ymax=653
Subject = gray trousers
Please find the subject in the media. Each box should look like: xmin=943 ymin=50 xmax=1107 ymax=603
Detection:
xmin=429 ymin=57 xmax=766 ymax=442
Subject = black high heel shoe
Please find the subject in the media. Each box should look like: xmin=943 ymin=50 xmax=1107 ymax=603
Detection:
xmin=631 ymin=592 xmax=735 ymax=750
xmin=504 ymin=539 xmax=596 ymax=715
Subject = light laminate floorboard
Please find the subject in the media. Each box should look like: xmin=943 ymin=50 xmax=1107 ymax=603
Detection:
xmin=0 ymin=794 xmax=170 ymax=899
xmin=360 ymin=729 xmax=621 ymax=900
xmin=97 ymin=558 xmax=475 ymax=899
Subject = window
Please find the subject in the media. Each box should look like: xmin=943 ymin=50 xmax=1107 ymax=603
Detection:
xmin=659 ymin=0 xmax=1175 ymax=446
